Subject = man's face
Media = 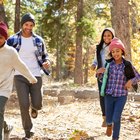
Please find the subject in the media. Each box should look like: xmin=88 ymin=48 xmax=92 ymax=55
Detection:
xmin=21 ymin=21 xmax=35 ymax=37
xmin=0 ymin=35 xmax=5 ymax=47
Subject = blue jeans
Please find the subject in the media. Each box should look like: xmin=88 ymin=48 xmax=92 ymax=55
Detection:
xmin=0 ymin=96 xmax=8 ymax=140
xmin=105 ymin=95 xmax=127 ymax=139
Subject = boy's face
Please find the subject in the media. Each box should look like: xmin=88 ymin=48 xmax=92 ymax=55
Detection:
xmin=0 ymin=35 xmax=5 ymax=47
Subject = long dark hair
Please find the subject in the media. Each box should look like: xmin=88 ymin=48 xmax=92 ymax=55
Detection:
xmin=97 ymin=29 xmax=114 ymax=52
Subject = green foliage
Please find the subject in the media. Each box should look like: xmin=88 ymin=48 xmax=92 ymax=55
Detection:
xmin=76 ymin=17 xmax=95 ymax=38
xmin=40 ymin=0 xmax=77 ymax=54
xmin=3 ymin=0 xmax=139 ymax=81
xmin=69 ymin=129 xmax=89 ymax=140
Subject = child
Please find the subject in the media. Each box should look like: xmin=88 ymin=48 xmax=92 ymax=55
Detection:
xmin=97 ymin=37 xmax=140 ymax=140
xmin=0 ymin=22 xmax=37 ymax=139
xmin=91 ymin=28 xmax=115 ymax=127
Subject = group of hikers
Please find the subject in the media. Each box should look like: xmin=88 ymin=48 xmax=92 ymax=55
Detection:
xmin=0 ymin=12 xmax=140 ymax=140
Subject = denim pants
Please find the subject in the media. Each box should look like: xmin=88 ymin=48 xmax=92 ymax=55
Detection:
xmin=14 ymin=75 xmax=42 ymax=134
xmin=97 ymin=80 xmax=105 ymax=116
xmin=0 ymin=96 xmax=8 ymax=140
xmin=105 ymin=95 xmax=127 ymax=139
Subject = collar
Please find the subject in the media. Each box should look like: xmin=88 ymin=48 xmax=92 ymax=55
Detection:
xmin=102 ymin=43 xmax=108 ymax=49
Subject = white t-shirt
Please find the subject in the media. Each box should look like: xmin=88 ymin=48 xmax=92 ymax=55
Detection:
xmin=0 ymin=44 xmax=36 ymax=98
xmin=15 ymin=36 xmax=41 ymax=76
xmin=92 ymin=43 xmax=110 ymax=67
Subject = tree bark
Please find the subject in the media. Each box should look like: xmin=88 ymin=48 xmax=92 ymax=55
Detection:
xmin=14 ymin=0 xmax=20 ymax=33
xmin=0 ymin=0 xmax=7 ymax=25
xmin=74 ymin=0 xmax=83 ymax=85
xmin=84 ymin=47 xmax=89 ymax=84
xmin=110 ymin=0 xmax=131 ymax=60
xmin=56 ymin=44 xmax=61 ymax=81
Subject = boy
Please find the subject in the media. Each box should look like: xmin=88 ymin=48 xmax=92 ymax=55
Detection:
xmin=0 ymin=22 xmax=37 ymax=139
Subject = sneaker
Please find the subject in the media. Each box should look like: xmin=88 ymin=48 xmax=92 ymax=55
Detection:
xmin=22 ymin=131 xmax=34 ymax=140
xmin=106 ymin=125 xmax=112 ymax=137
xmin=102 ymin=116 xmax=106 ymax=127
xmin=31 ymin=108 xmax=38 ymax=118
xmin=4 ymin=121 xmax=13 ymax=133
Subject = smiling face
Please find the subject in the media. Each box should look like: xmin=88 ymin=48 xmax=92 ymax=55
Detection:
xmin=103 ymin=30 xmax=113 ymax=45
xmin=21 ymin=21 xmax=35 ymax=37
xmin=111 ymin=47 xmax=124 ymax=63
xmin=0 ymin=35 xmax=5 ymax=48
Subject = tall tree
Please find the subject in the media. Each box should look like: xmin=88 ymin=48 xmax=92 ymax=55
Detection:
xmin=110 ymin=0 xmax=131 ymax=60
xmin=74 ymin=0 xmax=83 ymax=85
xmin=0 ymin=0 xmax=7 ymax=24
xmin=14 ymin=0 xmax=20 ymax=33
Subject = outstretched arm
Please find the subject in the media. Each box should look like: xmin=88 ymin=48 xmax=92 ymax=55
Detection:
xmin=12 ymin=49 xmax=37 ymax=84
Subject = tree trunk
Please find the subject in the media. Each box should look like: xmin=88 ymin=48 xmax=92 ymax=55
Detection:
xmin=0 ymin=0 xmax=7 ymax=25
xmin=129 ymin=1 xmax=137 ymax=35
xmin=74 ymin=0 xmax=83 ymax=85
xmin=14 ymin=0 xmax=20 ymax=33
xmin=56 ymin=44 xmax=61 ymax=81
xmin=84 ymin=47 xmax=89 ymax=84
xmin=110 ymin=0 xmax=131 ymax=60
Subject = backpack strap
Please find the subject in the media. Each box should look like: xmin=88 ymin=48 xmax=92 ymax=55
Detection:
xmin=100 ymin=62 xmax=110 ymax=97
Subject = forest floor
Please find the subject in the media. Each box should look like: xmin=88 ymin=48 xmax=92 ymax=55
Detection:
xmin=4 ymin=81 xmax=140 ymax=140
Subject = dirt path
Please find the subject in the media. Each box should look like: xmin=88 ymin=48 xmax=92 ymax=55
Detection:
xmin=4 ymin=92 xmax=140 ymax=140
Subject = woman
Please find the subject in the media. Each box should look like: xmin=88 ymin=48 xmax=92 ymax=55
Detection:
xmin=91 ymin=28 xmax=115 ymax=127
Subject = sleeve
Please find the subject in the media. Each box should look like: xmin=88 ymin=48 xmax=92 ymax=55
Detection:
xmin=11 ymin=49 xmax=37 ymax=83
xmin=131 ymin=66 xmax=140 ymax=85
xmin=92 ymin=49 xmax=97 ymax=67
xmin=6 ymin=37 xmax=13 ymax=46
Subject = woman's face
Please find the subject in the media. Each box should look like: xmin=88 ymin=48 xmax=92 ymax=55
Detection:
xmin=103 ymin=31 xmax=113 ymax=45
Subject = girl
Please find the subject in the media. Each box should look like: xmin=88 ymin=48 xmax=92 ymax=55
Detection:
xmin=91 ymin=28 xmax=115 ymax=127
xmin=97 ymin=37 xmax=140 ymax=140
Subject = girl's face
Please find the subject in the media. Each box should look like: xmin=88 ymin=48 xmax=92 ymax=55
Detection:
xmin=111 ymin=48 xmax=123 ymax=63
xmin=103 ymin=31 xmax=113 ymax=45
xmin=21 ymin=21 xmax=35 ymax=37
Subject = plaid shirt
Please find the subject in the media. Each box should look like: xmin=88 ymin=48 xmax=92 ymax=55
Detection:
xmin=106 ymin=60 xmax=140 ymax=97
xmin=7 ymin=31 xmax=50 ymax=75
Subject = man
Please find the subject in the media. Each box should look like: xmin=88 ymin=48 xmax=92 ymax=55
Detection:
xmin=0 ymin=22 xmax=37 ymax=140
xmin=7 ymin=13 xmax=50 ymax=139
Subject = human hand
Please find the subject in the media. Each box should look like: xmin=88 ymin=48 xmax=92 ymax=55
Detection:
xmin=42 ymin=60 xmax=50 ymax=69
xmin=124 ymin=80 xmax=132 ymax=90
xmin=96 ymin=67 xmax=106 ymax=74
xmin=91 ymin=64 xmax=96 ymax=70
xmin=30 ymin=77 xmax=37 ymax=84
